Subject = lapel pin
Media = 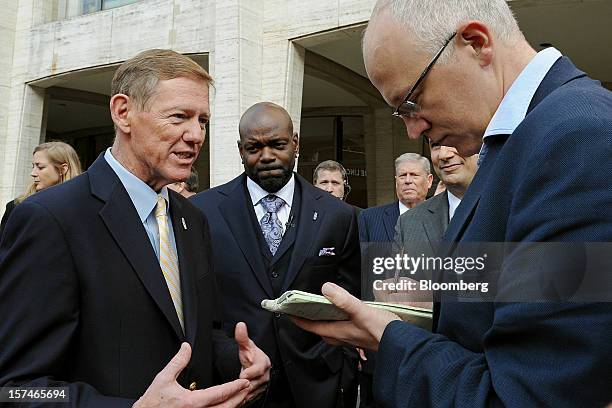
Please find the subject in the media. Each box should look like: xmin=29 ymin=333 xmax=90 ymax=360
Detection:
xmin=313 ymin=212 xmax=318 ymax=221
xmin=181 ymin=217 xmax=187 ymax=230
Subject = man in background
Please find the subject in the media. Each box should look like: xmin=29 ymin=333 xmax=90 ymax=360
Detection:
xmin=396 ymin=141 xmax=478 ymax=261
xmin=313 ymin=160 xmax=351 ymax=201
xmin=358 ymin=152 xmax=432 ymax=243
xmin=377 ymin=142 xmax=479 ymax=304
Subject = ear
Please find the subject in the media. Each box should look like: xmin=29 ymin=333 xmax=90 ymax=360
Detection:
xmin=110 ymin=94 xmax=132 ymax=134
xmin=237 ymin=139 xmax=245 ymax=163
xmin=427 ymin=173 xmax=434 ymax=189
xmin=292 ymin=132 xmax=299 ymax=154
xmin=59 ymin=163 xmax=69 ymax=176
xmin=457 ymin=21 xmax=494 ymax=67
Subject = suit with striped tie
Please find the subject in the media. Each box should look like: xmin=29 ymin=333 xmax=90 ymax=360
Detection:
xmin=0 ymin=154 xmax=240 ymax=407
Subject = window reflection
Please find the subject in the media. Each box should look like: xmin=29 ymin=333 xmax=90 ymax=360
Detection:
xmin=81 ymin=0 xmax=139 ymax=15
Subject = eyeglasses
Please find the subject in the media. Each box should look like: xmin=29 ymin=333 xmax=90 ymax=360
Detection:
xmin=393 ymin=32 xmax=457 ymax=119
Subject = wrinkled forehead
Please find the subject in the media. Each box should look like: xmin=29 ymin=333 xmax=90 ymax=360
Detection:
xmin=396 ymin=160 xmax=427 ymax=175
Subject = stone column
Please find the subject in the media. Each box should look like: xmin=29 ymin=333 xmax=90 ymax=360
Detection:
xmin=208 ymin=0 xmax=264 ymax=187
xmin=0 ymin=0 xmax=48 ymax=212
xmin=373 ymin=108 xmax=396 ymax=205
xmin=0 ymin=0 xmax=18 ymax=212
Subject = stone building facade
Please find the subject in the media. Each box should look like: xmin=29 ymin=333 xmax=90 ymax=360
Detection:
xmin=0 ymin=0 xmax=610 ymax=214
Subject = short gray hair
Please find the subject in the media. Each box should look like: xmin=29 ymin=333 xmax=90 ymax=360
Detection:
xmin=395 ymin=153 xmax=431 ymax=175
xmin=369 ymin=0 xmax=523 ymax=61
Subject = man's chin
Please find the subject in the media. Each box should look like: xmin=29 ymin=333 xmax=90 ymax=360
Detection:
xmin=257 ymin=176 xmax=286 ymax=193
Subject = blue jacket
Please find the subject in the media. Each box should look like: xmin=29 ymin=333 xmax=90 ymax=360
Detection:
xmin=373 ymin=58 xmax=612 ymax=407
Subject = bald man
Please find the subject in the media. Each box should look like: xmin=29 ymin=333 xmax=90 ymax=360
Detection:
xmin=191 ymin=102 xmax=361 ymax=408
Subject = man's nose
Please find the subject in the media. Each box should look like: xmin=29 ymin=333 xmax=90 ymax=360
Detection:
xmin=260 ymin=146 xmax=276 ymax=162
xmin=438 ymin=146 xmax=455 ymax=161
xmin=401 ymin=116 xmax=431 ymax=140
xmin=184 ymin=118 xmax=205 ymax=144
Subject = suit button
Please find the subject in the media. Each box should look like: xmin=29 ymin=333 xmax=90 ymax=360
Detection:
xmin=189 ymin=381 xmax=197 ymax=391
xmin=274 ymin=312 xmax=281 ymax=318
xmin=271 ymin=269 xmax=279 ymax=278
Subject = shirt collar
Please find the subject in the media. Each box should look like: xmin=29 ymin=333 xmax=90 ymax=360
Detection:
xmin=483 ymin=47 xmax=562 ymax=140
xmin=398 ymin=201 xmax=410 ymax=215
xmin=104 ymin=148 xmax=170 ymax=223
xmin=246 ymin=173 xmax=295 ymax=207
xmin=447 ymin=190 xmax=462 ymax=221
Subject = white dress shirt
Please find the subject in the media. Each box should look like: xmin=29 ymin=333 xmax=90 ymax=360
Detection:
xmin=398 ymin=201 xmax=410 ymax=215
xmin=447 ymin=191 xmax=462 ymax=221
xmin=247 ymin=174 xmax=295 ymax=235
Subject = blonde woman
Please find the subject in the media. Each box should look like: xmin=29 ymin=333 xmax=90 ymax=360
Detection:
xmin=0 ymin=141 xmax=82 ymax=235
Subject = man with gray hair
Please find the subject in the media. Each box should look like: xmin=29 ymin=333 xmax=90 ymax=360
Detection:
xmin=359 ymin=152 xmax=432 ymax=244
xmin=295 ymin=0 xmax=612 ymax=406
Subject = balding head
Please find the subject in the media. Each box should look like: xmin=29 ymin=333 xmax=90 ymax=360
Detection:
xmin=237 ymin=102 xmax=299 ymax=193
xmin=239 ymin=102 xmax=294 ymax=141
xmin=362 ymin=0 xmax=534 ymax=158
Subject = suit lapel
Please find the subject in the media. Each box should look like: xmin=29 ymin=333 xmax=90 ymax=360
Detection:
xmin=169 ymin=195 xmax=197 ymax=344
xmin=442 ymin=135 xmax=509 ymax=250
xmin=281 ymin=177 xmax=324 ymax=293
xmin=91 ymin=158 xmax=184 ymax=340
xmin=383 ymin=203 xmax=400 ymax=242
xmin=271 ymin=184 xmax=300 ymax=263
xmin=218 ymin=176 xmax=274 ymax=298
xmin=423 ymin=193 xmax=449 ymax=246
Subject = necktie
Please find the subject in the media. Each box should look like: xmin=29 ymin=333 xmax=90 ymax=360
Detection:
xmin=260 ymin=194 xmax=285 ymax=255
xmin=155 ymin=195 xmax=184 ymax=331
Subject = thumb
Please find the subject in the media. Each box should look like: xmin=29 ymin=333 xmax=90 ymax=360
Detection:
xmin=162 ymin=342 xmax=191 ymax=381
xmin=234 ymin=322 xmax=251 ymax=349
xmin=321 ymin=282 xmax=359 ymax=315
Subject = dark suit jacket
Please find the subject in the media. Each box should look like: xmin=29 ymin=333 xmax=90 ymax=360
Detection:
xmin=0 ymin=199 xmax=16 ymax=238
xmin=356 ymin=202 xmax=400 ymax=388
xmin=373 ymin=58 xmax=612 ymax=407
xmin=395 ymin=192 xmax=448 ymax=249
xmin=191 ymin=173 xmax=360 ymax=408
xmin=394 ymin=192 xmax=449 ymax=278
xmin=358 ymin=201 xmax=400 ymax=243
xmin=0 ymin=155 xmax=239 ymax=407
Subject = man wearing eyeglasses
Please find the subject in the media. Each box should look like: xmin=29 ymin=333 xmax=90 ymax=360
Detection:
xmin=294 ymin=0 xmax=612 ymax=407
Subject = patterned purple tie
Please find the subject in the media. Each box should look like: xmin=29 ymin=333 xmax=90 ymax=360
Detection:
xmin=260 ymin=195 xmax=285 ymax=255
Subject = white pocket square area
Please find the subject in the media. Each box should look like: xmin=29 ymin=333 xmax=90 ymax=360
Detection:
xmin=318 ymin=247 xmax=336 ymax=256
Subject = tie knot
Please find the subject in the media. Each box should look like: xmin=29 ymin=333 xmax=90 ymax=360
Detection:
xmin=260 ymin=194 xmax=284 ymax=213
xmin=155 ymin=195 xmax=167 ymax=218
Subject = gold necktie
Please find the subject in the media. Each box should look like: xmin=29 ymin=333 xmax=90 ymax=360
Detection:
xmin=155 ymin=195 xmax=184 ymax=331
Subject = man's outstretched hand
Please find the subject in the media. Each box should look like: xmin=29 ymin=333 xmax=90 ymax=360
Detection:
xmin=134 ymin=342 xmax=251 ymax=408
xmin=293 ymin=282 xmax=401 ymax=351
xmin=235 ymin=322 xmax=271 ymax=403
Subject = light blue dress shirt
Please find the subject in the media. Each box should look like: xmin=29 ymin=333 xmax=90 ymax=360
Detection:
xmin=104 ymin=148 xmax=178 ymax=261
xmin=479 ymin=47 xmax=562 ymax=163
